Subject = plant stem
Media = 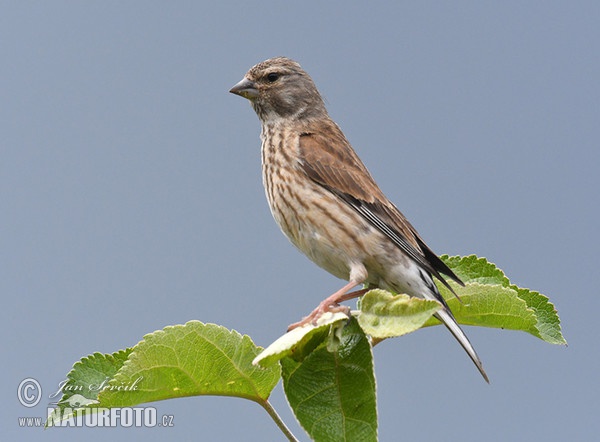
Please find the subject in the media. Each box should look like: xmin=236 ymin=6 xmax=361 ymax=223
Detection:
xmin=260 ymin=399 xmax=299 ymax=442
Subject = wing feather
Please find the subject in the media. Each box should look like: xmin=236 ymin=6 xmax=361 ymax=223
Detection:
xmin=298 ymin=129 xmax=463 ymax=292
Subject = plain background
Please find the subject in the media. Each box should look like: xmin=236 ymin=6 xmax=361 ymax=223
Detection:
xmin=3 ymin=2 xmax=598 ymax=441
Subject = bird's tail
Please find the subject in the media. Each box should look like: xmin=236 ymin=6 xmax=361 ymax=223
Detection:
xmin=435 ymin=309 xmax=489 ymax=383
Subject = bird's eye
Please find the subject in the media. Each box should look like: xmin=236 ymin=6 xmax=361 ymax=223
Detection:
xmin=266 ymin=73 xmax=280 ymax=83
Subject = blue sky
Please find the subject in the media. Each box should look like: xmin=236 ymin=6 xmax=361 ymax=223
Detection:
xmin=3 ymin=2 xmax=598 ymax=441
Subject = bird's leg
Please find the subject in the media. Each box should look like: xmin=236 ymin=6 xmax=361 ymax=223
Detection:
xmin=338 ymin=288 xmax=369 ymax=302
xmin=287 ymin=281 xmax=366 ymax=331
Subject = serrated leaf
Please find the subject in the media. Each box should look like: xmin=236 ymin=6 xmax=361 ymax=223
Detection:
xmin=441 ymin=254 xmax=509 ymax=286
xmin=426 ymin=255 xmax=567 ymax=344
xmin=508 ymin=284 xmax=566 ymax=344
xmin=98 ymin=321 xmax=280 ymax=407
xmin=427 ymin=282 xmax=538 ymax=332
xmin=358 ymin=289 xmax=442 ymax=338
xmin=46 ymin=349 xmax=132 ymax=426
xmin=282 ymin=317 xmax=377 ymax=442
xmin=253 ymin=311 xmax=350 ymax=367
xmin=47 ymin=321 xmax=281 ymax=427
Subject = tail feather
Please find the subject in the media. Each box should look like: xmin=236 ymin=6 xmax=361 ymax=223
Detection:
xmin=435 ymin=309 xmax=489 ymax=383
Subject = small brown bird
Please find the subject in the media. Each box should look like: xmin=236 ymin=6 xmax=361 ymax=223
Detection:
xmin=230 ymin=57 xmax=488 ymax=382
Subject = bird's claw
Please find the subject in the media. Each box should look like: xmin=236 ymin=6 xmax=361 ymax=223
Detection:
xmin=287 ymin=303 xmax=350 ymax=332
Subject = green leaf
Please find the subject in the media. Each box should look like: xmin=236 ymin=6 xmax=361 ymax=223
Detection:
xmin=508 ymin=284 xmax=566 ymax=344
xmin=46 ymin=349 xmax=132 ymax=426
xmin=357 ymin=289 xmax=442 ymax=338
xmin=353 ymin=256 xmax=566 ymax=346
xmin=253 ymin=311 xmax=350 ymax=367
xmin=441 ymin=254 xmax=509 ymax=285
xmin=428 ymin=255 xmax=567 ymax=344
xmin=282 ymin=317 xmax=377 ymax=442
xmin=427 ymin=282 xmax=539 ymax=331
xmin=47 ymin=321 xmax=281 ymax=426
xmin=99 ymin=321 xmax=281 ymax=406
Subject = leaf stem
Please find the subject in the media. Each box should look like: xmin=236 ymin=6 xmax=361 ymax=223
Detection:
xmin=260 ymin=399 xmax=299 ymax=442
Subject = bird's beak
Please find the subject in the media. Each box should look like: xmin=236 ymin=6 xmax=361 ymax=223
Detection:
xmin=229 ymin=77 xmax=259 ymax=100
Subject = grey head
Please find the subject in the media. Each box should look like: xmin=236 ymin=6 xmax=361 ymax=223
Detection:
xmin=229 ymin=57 xmax=328 ymax=123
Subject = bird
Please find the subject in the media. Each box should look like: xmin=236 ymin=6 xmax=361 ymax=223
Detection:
xmin=229 ymin=56 xmax=488 ymax=382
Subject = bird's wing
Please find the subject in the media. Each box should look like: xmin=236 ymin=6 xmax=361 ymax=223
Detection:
xmin=298 ymin=130 xmax=463 ymax=293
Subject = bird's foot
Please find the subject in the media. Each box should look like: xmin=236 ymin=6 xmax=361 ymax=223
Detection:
xmin=286 ymin=284 xmax=369 ymax=332
xmin=287 ymin=302 xmax=350 ymax=332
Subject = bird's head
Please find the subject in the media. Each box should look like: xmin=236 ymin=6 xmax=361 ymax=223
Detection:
xmin=230 ymin=57 xmax=327 ymax=123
